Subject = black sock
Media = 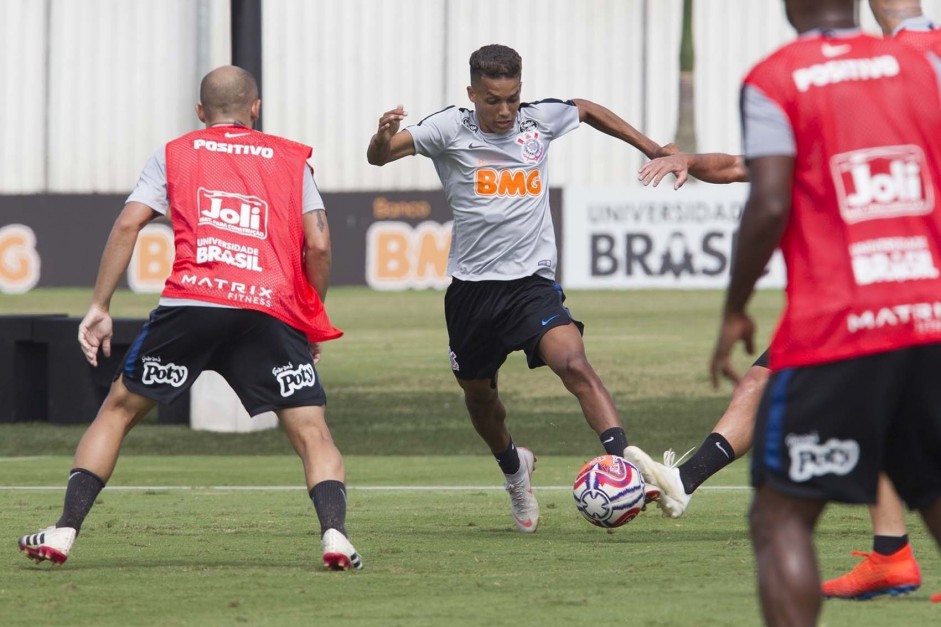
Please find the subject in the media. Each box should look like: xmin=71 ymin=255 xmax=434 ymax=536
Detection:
xmin=56 ymin=468 xmax=105 ymax=533
xmin=310 ymin=480 xmax=347 ymax=536
xmin=677 ymin=433 xmax=735 ymax=494
xmin=495 ymin=440 xmax=521 ymax=475
xmin=873 ymin=534 xmax=908 ymax=556
xmin=600 ymin=427 xmax=628 ymax=457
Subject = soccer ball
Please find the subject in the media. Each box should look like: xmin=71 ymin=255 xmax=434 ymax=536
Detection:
xmin=573 ymin=454 xmax=646 ymax=528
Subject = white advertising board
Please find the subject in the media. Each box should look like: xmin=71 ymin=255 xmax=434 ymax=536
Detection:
xmin=562 ymin=184 xmax=786 ymax=289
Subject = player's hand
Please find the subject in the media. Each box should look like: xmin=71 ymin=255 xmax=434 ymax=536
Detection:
xmin=709 ymin=310 xmax=755 ymax=388
xmin=639 ymin=154 xmax=690 ymax=190
xmin=309 ymin=342 xmax=322 ymax=365
xmin=78 ymin=304 xmax=113 ymax=367
xmin=655 ymin=143 xmax=680 ymax=158
xmin=376 ymin=105 xmax=407 ymax=143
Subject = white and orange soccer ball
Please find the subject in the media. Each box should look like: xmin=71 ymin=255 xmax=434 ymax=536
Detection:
xmin=573 ymin=454 xmax=646 ymax=528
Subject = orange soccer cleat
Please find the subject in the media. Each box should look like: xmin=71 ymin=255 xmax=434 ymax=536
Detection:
xmin=822 ymin=544 xmax=921 ymax=600
xmin=931 ymin=591 xmax=940 ymax=603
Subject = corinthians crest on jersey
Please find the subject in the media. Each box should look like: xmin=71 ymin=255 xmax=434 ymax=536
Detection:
xmin=516 ymin=131 xmax=545 ymax=162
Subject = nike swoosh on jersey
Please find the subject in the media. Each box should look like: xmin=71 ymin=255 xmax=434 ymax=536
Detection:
xmin=224 ymin=132 xmax=251 ymax=138
xmin=468 ymin=143 xmax=487 ymax=149
xmin=541 ymin=315 xmax=560 ymax=326
xmin=821 ymin=43 xmax=851 ymax=58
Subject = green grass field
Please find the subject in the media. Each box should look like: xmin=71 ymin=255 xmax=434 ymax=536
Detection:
xmin=1 ymin=288 xmax=939 ymax=626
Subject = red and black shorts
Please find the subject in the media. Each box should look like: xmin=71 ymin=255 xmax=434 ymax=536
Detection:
xmin=117 ymin=306 xmax=326 ymax=415
xmin=444 ymin=275 xmax=584 ymax=381
xmin=751 ymin=344 xmax=941 ymax=509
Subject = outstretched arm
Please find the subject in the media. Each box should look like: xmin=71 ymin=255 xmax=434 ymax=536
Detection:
xmin=80 ymin=201 xmax=156 ymax=366
xmin=367 ymin=105 xmax=417 ymax=165
xmin=639 ymin=153 xmax=748 ymax=189
xmin=573 ymin=98 xmax=666 ymax=160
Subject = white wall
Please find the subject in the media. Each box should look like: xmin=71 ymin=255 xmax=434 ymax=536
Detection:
xmin=1 ymin=0 xmax=679 ymax=193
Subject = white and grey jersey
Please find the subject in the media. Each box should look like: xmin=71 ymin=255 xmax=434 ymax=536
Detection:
xmin=407 ymin=100 xmax=580 ymax=281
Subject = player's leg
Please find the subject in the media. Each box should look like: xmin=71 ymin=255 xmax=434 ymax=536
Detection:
xmin=750 ymin=485 xmax=827 ymax=626
xmin=18 ymin=376 xmax=155 ymax=565
xmin=219 ymin=310 xmax=362 ymax=568
xmin=537 ymin=323 xmax=622 ymax=439
xmin=277 ymin=405 xmax=362 ymax=570
xmin=445 ymin=278 xmax=539 ymax=532
xmin=749 ymin=356 xmax=895 ymax=620
xmin=625 ymin=359 xmax=770 ymax=518
xmin=457 ymin=375 xmax=539 ymax=532
xmin=18 ymin=306 xmax=208 ymax=566
xmin=822 ymin=474 xmax=921 ymax=599
xmin=516 ymin=279 xmax=628 ymax=458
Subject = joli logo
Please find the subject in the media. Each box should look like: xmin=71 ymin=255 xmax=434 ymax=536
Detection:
xmin=197 ymin=188 xmax=269 ymax=239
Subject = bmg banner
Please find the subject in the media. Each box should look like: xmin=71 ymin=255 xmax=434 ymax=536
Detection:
xmin=562 ymin=184 xmax=785 ymax=289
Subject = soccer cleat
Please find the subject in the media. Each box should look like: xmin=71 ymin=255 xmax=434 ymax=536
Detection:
xmin=18 ymin=526 xmax=77 ymax=565
xmin=822 ymin=544 xmax=921 ymax=600
xmin=624 ymin=446 xmax=692 ymax=518
xmin=321 ymin=528 xmax=363 ymax=571
xmin=931 ymin=591 xmax=940 ymax=603
xmin=504 ymin=446 xmax=539 ymax=533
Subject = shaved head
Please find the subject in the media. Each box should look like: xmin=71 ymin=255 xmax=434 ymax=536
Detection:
xmin=198 ymin=65 xmax=259 ymax=122
xmin=869 ymin=0 xmax=924 ymax=34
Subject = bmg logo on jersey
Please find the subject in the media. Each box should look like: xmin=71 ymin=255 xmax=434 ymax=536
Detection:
xmin=140 ymin=357 xmax=188 ymax=388
xmin=197 ymin=188 xmax=269 ymax=239
xmin=273 ymin=362 xmax=316 ymax=397
xmin=475 ymin=169 xmax=542 ymax=197
xmin=831 ymin=145 xmax=933 ymax=224
xmin=786 ymin=433 xmax=859 ymax=482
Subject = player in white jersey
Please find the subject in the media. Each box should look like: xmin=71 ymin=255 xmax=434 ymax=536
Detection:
xmin=367 ymin=44 xmax=671 ymax=533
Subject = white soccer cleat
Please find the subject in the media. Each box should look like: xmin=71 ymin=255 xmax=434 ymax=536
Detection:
xmin=18 ymin=526 xmax=77 ymax=565
xmin=321 ymin=528 xmax=363 ymax=571
xmin=624 ymin=446 xmax=692 ymax=518
xmin=504 ymin=446 xmax=539 ymax=533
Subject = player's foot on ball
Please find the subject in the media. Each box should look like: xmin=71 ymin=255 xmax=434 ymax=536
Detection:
xmin=624 ymin=446 xmax=691 ymax=518
xmin=321 ymin=528 xmax=363 ymax=571
xmin=18 ymin=526 xmax=77 ymax=565
xmin=822 ymin=544 xmax=920 ymax=600
xmin=504 ymin=446 xmax=539 ymax=533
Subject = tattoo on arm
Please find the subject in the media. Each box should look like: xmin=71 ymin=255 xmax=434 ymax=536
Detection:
xmin=312 ymin=209 xmax=326 ymax=232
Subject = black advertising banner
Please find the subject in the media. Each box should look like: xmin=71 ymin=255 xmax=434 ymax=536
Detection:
xmin=0 ymin=190 xmax=563 ymax=292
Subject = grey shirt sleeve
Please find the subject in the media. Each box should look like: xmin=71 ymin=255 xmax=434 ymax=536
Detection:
xmin=126 ymin=147 xmax=169 ymax=214
xmin=408 ymin=109 xmax=454 ymax=158
xmin=741 ymin=84 xmax=796 ymax=160
xmin=303 ymin=166 xmax=325 ymax=213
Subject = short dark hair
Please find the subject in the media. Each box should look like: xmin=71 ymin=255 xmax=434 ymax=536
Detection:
xmin=469 ymin=44 xmax=522 ymax=83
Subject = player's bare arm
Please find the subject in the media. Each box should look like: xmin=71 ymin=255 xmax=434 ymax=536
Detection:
xmin=302 ymin=209 xmax=332 ymax=301
xmin=639 ymin=153 xmax=748 ymax=189
xmin=79 ymin=201 xmax=157 ymax=366
xmin=710 ymin=155 xmax=793 ymax=387
xmin=573 ymin=98 xmax=663 ymax=160
xmin=366 ymin=105 xmax=416 ymax=165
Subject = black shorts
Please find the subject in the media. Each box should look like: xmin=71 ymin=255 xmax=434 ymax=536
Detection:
xmin=751 ymin=345 xmax=941 ymax=509
xmin=444 ymin=275 xmax=584 ymax=380
xmin=117 ymin=306 xmax=326 ymax=415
